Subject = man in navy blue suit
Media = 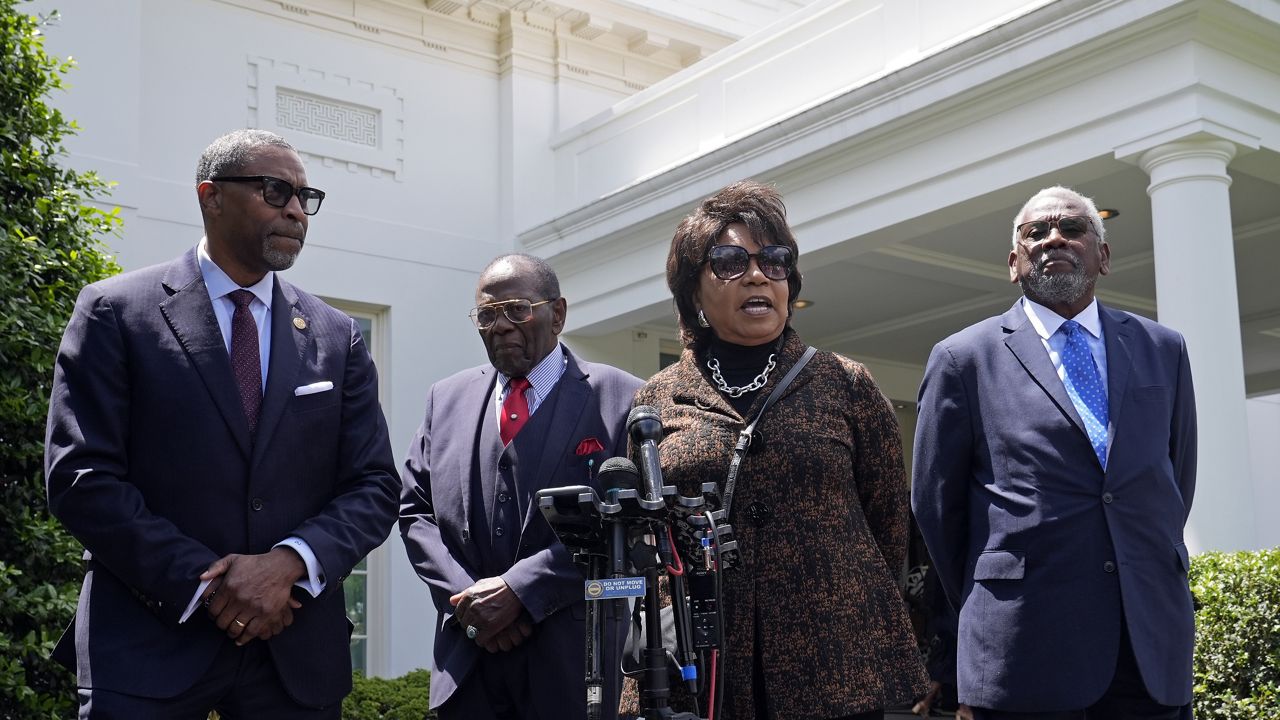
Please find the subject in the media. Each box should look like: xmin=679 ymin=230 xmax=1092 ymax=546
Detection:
xmin=45 ymin=129 xmax=400 ymax=718
xmin=400 ymin=253 xmax=642 ymax=720
xmin=912 ymin=186 xmax=1197 ymax=719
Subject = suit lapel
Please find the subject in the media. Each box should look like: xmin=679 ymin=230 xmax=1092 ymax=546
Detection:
xmin=252 ymin=278 xmax=309 ymax=468
xmin=462 ymin=368 xmax=497 ymax=566
xmin=158 ymin=249 xmax=251 ymax=458
xmin=1101 ymin=304 xmax=1134 ymax=454
xmin=517 ymin=351 xmax=590 ymax=544
xmin=1001 ymin=302 xmax=1088 ymax=435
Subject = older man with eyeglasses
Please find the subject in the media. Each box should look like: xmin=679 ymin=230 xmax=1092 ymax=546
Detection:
xmin=45 ymin=129 xmax=400 ymax=718
xmin=400 ymin=253 xmax=642 ymax=720
xmin=912 ymin=186 xmax=1197 ymax=720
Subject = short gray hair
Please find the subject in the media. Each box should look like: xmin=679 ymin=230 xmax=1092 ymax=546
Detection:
xmin=480 ymin=253 xmax=561 ymax=300
xmin=1011 ymin=186 xmax=1106 ymax=247
xmin=196 ymin=129 xmax=295 ymax=183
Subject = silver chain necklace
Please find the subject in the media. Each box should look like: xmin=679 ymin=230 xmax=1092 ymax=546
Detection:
xmin=706 ymin=353 xmax=777 ymax=397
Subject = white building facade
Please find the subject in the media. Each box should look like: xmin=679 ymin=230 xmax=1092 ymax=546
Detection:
xmin=30 ymin=0 xmax=1280 ymax=680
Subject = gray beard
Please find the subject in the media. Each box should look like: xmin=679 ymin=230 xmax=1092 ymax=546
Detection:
xmin=1020 ymin=251 xmax=1091 ymax=307
xmin=262 ymin=240 xmax=300 ymax=271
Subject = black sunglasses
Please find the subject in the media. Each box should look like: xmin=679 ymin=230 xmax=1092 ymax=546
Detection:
xmin=1016 ymin=215 xmax=1093 ymax=242
xmin=212 ymin=175 xmax=326 ymax=215
xmin=706 ymin=244 xmax=794 ymax=281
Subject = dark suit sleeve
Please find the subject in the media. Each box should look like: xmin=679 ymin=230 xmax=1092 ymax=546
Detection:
xmin=399 ymin=384 xmax=480 ymax=614
xmin=847 ymin=361 xmax=910 ymax=577
xmin=910 ymin=342 xmax=971 ymax=608
xmin=287 ymin=320 xmax=400 ymax=590
xmin=45 ymin=286 xmax=219 ymax=620
xmin=1171 ymin=335 xmax=1197 ymax=522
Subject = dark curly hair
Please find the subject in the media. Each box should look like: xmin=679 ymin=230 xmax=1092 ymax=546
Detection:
xmin=666 ymin=180 xmax=802 ymax=348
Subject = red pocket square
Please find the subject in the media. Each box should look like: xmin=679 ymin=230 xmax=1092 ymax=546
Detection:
xmin=576 ymin=437 xmax=605 ymax=456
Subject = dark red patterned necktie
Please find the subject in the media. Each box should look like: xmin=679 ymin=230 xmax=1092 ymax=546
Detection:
xmin=228 ymin=289 xmax=261 ymax=434
xmin=500 ymin=377 xmax=530 ymax=445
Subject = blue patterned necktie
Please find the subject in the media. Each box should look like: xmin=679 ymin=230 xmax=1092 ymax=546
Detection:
xmin=1059 ymin=320 xmax=1108 ymax=468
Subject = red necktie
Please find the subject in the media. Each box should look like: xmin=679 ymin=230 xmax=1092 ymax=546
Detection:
xmin=228 ymin=289 xmax=262 ymax=434
xmin=500 ymin=377 xmax=530 ymax=445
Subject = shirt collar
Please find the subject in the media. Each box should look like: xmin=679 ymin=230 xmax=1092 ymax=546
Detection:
xmin=198 ymin=237 xmax=274 ymax=306
xmin=1022 ymin=296 xmax=1102 ymax=341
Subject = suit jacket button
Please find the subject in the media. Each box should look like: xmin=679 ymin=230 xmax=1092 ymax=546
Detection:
xmin=749 ymin=429 xmax=765 ymax=453
xmin=498 ymin=492 xmax=509 ymax=503
xmin=251 ymin=497 xmax=264 ymax=511
xmin=499 ymin=459 xmax=511 ymax=471
xmin=1103 ymin=560 xmax=1116 ymax=573
xmin=495 ymin=527 xmax=505 ymax=537
xmin=1102 ymin=492 xmax=1114 ymax=504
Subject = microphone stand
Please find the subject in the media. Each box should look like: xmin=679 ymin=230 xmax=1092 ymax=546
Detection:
xmin=584 ymin=547 xmax=605 ymax=720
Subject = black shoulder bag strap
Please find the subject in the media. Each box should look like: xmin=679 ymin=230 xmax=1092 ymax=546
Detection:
xmin=720 ymin=345 xmax=817 ymax=519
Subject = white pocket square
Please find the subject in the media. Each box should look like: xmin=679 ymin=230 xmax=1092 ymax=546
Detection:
xmin=294 ymin=381 xmax=334 ymax=397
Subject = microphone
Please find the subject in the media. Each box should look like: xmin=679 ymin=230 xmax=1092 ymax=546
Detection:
xmin=596 ymin=456 xmax=639 ymax=501
xmin=595 ymin=458 xmax=636 ymax=579
xmin=627 ymin=405 xmax=665 ymax=504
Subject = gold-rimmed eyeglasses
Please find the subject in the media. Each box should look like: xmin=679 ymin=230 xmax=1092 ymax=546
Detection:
xmin=468 ymin=298 xmax=555 ymax=330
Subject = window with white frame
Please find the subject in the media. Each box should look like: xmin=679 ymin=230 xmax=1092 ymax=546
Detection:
xmin=320 ymin=305 xmax=388 ymax=676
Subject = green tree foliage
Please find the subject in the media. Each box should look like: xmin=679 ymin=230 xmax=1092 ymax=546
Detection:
xmin=342 ymin=669 xmax=435 ymax=720
xmin=0 ymin=1 xmax=121 ymax=716
xmin=1191 ymin=548 xmax=1280 ymax=719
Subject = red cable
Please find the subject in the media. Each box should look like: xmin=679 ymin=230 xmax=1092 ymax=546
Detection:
xmin=707 ymin=649 xmax=718 ymax=720
xmin=665 ymin=524 xmax=685 ymax=576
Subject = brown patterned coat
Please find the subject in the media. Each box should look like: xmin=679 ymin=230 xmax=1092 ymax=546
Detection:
xmin=623 ymin=329 xmax=927 ymax=719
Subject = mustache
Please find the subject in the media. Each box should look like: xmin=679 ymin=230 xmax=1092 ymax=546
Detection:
xmin=269 ymin=225 xmax=306 ymax=241
xmin=1035 ymin=250 xmax=1081 ymax=272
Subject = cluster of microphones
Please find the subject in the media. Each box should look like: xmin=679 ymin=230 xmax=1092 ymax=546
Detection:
xmin=535 ymin=406 xmax=734 ymax=720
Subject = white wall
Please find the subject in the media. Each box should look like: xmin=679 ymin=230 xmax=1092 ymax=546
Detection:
xmin=1247 ymin=394 xmax=1280 ymax=550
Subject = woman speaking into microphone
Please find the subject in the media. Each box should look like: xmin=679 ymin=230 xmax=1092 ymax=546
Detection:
xmin=621 ymin=181 xmax=926 ymax=720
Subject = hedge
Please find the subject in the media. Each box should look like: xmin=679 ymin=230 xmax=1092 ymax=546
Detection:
xmin=1190 ymin=547 xmax=1280 ymax=719
xmin=0 ymin=1 xmax=122 ymax=717
xmin=342 ymin=669 xmax=435 ymax=720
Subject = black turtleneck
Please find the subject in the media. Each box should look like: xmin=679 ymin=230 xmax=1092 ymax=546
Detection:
xmin=702 ymin=334 xmax=783 ymax=415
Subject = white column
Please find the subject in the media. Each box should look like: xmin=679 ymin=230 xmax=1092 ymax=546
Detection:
xmin=1138 ymin=139 xmax=1256 ymax=552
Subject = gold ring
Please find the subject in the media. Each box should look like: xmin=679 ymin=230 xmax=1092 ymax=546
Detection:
xmin=233 ymin=619 xmax=246 ymax=628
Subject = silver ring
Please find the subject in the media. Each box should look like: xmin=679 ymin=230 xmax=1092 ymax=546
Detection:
xmin=465 ymin=625 xmax=479 ymax=640
xmin=233 ymin=619 xmax=246 ymax=629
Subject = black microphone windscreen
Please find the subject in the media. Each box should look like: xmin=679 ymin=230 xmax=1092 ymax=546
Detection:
xmin=627 ymin=405 xmax=663 ymax=443
xmin=597 ymin=456 xmax=639 ymax=490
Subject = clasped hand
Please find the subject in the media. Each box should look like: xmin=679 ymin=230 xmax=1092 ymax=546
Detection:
xmin=450 ymin=577 xmax=533 ymax=653
xmin=199 ymin=547 xmax=305 ymax=646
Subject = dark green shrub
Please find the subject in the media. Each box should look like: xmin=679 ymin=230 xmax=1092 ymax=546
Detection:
xmin=342 ymin=669 xmax=435 ymax=720
xmin=0 ymin=1 xmax=122 ymax=717
xmin=1190 ymin=548 xmax=1280 ymax=719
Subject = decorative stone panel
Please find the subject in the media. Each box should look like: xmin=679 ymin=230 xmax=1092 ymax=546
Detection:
xmin=248 ymin=57 xmax=404 ymax=179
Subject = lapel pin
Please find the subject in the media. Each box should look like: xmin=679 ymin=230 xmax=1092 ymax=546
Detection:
xmin=293 ymin=317 xmax=307 ymax=330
